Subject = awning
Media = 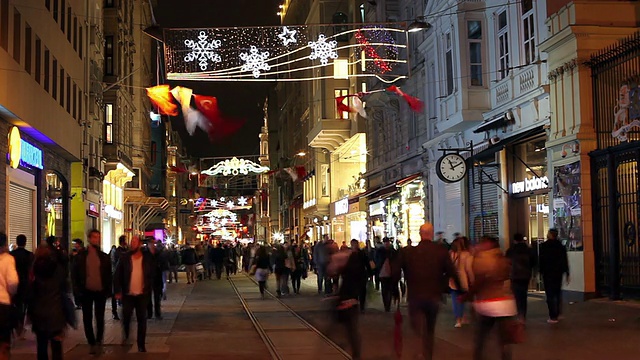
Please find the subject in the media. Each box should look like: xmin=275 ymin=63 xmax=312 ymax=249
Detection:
xmin=472 ymin=125 xmax=545 ymax=160
xmin=364 ymin=173 xmax=422 ymax=202
xmin=396 ymin=173 xmax=422 ymax=187
xmin=473 ymin=113 xmax=513 ymax=133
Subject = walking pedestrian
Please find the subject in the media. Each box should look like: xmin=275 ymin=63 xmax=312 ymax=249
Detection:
xmin=114 ymin=236 xmax=155 ymax=353
xmin=110 ymin=236 xmax=127 ymax=320
xmin=211 ymin=243 xmax=225 ymax=280
xmin=29 ymin=242 xmax=69 ymax=360
xmin=376 ymin=237 xmax=399 ymax=312
xmin=253 ymin=246 xmax=271 ymax=299
xmin=350 ymin=239 xmax=372 ymax=313
xmin=313 ymin=236 xmax=331 ymax=294
xmin=393 ymin=223 xmax=462 ymax=360
xmin=539 ymin=229 xmax=570 ymax=324
xmin=70 ymin=239 xmax=85 ymax=310
xmin=467 ymin=235 xmax=517 ymax=360
xmin=146 ymin=240 xmax=165 ymax=320
xmin=506 ymin=233 xmax=536 ymax=320
xmin=273 ymin=244 xmax=291 ymax=296
xmin=223 ymin=243 xmax=237 ymax=279
xmin=181 ymin=243 xmax=197 ymax=284
xmin=0 ymin=233 xmax=19 ymax=360
xmin=449 ymin=236 xmax=474 ymax=328
xmin=366 ymin=239 xmax=379 ymax=291
xmin=71 ymin=229 xmax=112 ymax=355
xmin=10 ymin=234 xmax=34 ymax=339
xmin=167 ymin=244 xmax=180 ymax=283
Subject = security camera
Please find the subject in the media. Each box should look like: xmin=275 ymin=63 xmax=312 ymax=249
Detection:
xmin=490 ymin=136 xmax=501 ymax=145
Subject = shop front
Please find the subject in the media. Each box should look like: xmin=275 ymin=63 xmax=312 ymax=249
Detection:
xmin=367 ymin=192 xmax=401 ymax=245
xmin=102 ymin=163 xmax=134 ymax=252
xmin=398 ymin=176 xmax=425 ymax=246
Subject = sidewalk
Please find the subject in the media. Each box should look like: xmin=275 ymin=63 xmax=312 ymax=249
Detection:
xmin=271 ymin=273 xmax=640 ymax=360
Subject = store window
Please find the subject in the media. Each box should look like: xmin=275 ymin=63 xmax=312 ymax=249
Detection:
xmin=45 ymin=171 xmax=66 ymax=239
xmin=468 ymin=20 xmax=483 ymax=86
xmin=521 ymin=0 xmax=536 ymax=65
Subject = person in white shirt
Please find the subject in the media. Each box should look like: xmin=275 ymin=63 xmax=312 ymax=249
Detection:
xmin=113 ymin=236 xmax=154 ymax=353
xmin=0 ymin=232 xmax=19 ymax=360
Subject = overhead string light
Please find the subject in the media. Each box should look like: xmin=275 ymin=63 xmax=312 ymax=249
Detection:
xmin=164 ymin=25 xmax=408 ymax=82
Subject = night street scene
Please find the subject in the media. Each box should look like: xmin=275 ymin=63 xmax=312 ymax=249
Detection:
xmin=0 ymin=0 xmax=640 ymax=359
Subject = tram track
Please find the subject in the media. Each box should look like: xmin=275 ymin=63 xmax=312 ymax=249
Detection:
xmin=228 ymin=275 xmax=351 ymax=360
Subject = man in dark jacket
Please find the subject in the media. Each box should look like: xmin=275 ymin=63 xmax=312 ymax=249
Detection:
xmin=110 ymin=236 xmax=127 ymax=320
xmin=210 ymin=243 xmax=225 ymax=280
xmin=181 ymin=243 xmax=198 ymax=284
xmin=71 ymin=229 xmax=112 ymax=355
xmin=168 ymin=245 xmax=180 ymax=283
xmin=114 ymin=236 xmax=155 ymax=353
xmin=147 ymin=240 xmax=167 ymax=319
xmin=375 ymin=237 xmax=398 ymax=312
xmin=350 ymin=239 xmax=372 ymax=313
xmin=539 ymin=228 xmax=569 ymax=324
xmin=393 ymin=223 xmax=461 ymax=360
xmin=10 ymin=234 xmax=34 ymax=338
xmin=506 ymin=233 xmax=536 ymax=320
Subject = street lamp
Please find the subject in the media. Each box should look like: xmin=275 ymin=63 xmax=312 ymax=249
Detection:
xmin=407 ymin=16 xmax=431 ymax=33
xmin=296 ymin=151 xmax=306 ymax=157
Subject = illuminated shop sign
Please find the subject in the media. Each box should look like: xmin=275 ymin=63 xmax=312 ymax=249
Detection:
xmin=369 ymin=201 xmax=385 ymax=216
xmin=511 ymin=176 xmax=549 ymax=194
xmin=87 ymin=203 xmax=100 ymax=218
xmin=8 ymin=127 xmax=43 ymax=169
xmin=334 ymin=197 xmax=349 ymax=216
xmin=104 ymin=205 xmax=123 ymax=220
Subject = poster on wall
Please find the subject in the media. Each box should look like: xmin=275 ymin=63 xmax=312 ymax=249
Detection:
xmin=553 ymin=161 xmax=582 ymax=251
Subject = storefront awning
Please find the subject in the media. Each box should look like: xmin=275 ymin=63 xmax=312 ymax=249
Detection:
xmin=473 ymin=112 xmax=514 ymax=133
xmin=365 ymin=173 xmax=422 ymax=202
xmin=396 ymin=173 xmax=422 ymax=187
xmin=472 ymin=125 xmax=545 ymax=160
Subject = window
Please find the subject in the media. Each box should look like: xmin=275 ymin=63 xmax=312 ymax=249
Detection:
xmin=59 ymin=68 xmax=64 ymax=107
xmin=105 ymin=36 xmax=113 ymax=75
xmin=60 ymin=1 xmax=65 ymax=31
xmin=105 ymin=0 xmax=114 ymax=7
xmin=497 ymin=10 xmax=510 ymax=80
xmin=44 ymin=48 xmax=50 ymax=92
xmin=53 ymin=0 xmax=58 ymax=22
xmin=52 ymin=58 xmax=57 ymax=99
xmin=0 ymin=0 xmax=7 ymax=50
xmin=445 ymin=32 xmax=454 ymax=95
xmin=321 ymin=164 xmax=329 ymax=197
xmin=78 ymin=26 xmax=83 ymax=59
xmin=78 ymin=88 xmax=82 ymax=119
xmin=521 ymin=0 xmax=536 ymax=64
xmin=126 ymin=168 xmax=140 ymax=189
xmin=73 ymin=17 xmax=77 ymax=51
xmin=66 ymin=75 xmax=71 ymax=113
xmin=467 ymin=21 xmax=483 ymax=86
xmin=46 ymin=0 xmax=51 ymax=11
xmin=35 ymin=37 xmax=41 ymax=84
xmin=334 ymin=89 xmax=349 ymax=119
xmin=13 ymin=9 xmax=21 ymax=63
xmin=105 ymin=104 xmax=113 ymax=143
xmin=24 ymin=24 xmax=31 ymax=74
xmin=72 ymin=83 xmax=76 ymax=118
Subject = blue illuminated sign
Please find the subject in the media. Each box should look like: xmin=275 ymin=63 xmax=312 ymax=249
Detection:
xmin=20 ymin=140 xmax=43 ymax=169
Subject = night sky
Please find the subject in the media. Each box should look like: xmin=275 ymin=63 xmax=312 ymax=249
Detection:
xmin=155 ymin=0 xmax=281 ymax=158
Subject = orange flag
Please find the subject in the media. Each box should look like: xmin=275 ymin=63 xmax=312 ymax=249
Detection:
xmin=146 ymin=85 xmax=178 ymax=116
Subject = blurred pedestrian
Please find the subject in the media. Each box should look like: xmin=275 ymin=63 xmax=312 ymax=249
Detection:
xmin=350 ymin=239 xmax=371 ymax=313
xmin=110 ymin=236 xmax=127 ymax=320
xmin=0 ymin=233 xmax=19 ymax=360
xmin=506 ymin=233 xmax=536 ymax=320
xmin=376 ymin=237 xmax=398 ymax=312
xmin=71 ymin=230 xmax=112 ymax=355
xmin=273 ymin=244 xmax=291 ymax=296
xmin=167 ymin=245 xmax=180 ymax=283
xmin=449 ymin=236 xmax=474 ymax=328
xmin=210 ymin=243 xmax=225 ymax=280
xmin=181 ymin=243 xmax=197 ymax=284
xmin=539 ymin=229 xmax=569 ymax=324
xmin=114 ymin=236 xmax=154 ymax=353
xmin=393 ymin=223 xmax=462 ymax=360
xmin=467 ymin=235 xmax=517 ymax=360
xmin=147 ymin=240 xmax=166 ymax=319
xmin=313 ymin=236 xmax=331 ymax=294
xmin=29 ymin=242 xmax=70 ymax=360
xmin=253 ymin=246 xmax=271 ymax=299
xmin=10 ymin=234 xmax=34 ymax=339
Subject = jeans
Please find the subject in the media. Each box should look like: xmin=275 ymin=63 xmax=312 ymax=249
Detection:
xmin=36 ymin=331 xmax=63 ymax=360
xmin=511 ymin=279 xmax=530 ymax=319
xmin=122 ymin=294 xmax=148 ymax=349
xmin=408 ymin=300 xmax=440 ymax=360
xmin=81 ymin=290 xmax=107 ymax=345
xmin=278 ymin=271 xmax=290 ymax=295
xmin=185 ymin=265 xmax=196 ymax=283
xmin=291 ymin=270 xmax=302 ymax=293
xmin=168 ymin=266 xmax=179 ymax=282
xmin=450 ymin=289 xmax=465 ymax=320
xmin=214 ymin=263 xmax=223 ymax=279
xmin=380 ymin=277 xmax=395 ymax=311
xmin=473 ymin=315 xmax=512 ymax=360
xmin=316 ymin=264 xmax=331 ymax=294
xmin=544 ymin=276 xmax=563 ymax=320
xmin=147 ymin=285 xmax=162 ymax=318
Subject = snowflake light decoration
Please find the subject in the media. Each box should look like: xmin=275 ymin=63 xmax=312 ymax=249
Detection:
xmin=278 ymin=26 xmax=297 ymax=46
xmin=226 ymin=201 xmax=235 ymax=209
xmin=308 ymin=34 xmax=338 ymax=65
xmin=237 ymin=196 xmax=248 ymax=206
xmin=184 ymin=31 xmax=222 ymax=71
xmin=210 ymin=200 xmax=218 ymax=207
xmin=240 ymin=46 xmax=271 ymax=78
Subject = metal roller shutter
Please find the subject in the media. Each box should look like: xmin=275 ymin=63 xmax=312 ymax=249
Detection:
xmin=443 ymin=181 xmax=462 ymax=239
xmin=9 ymin=182 xmax=36 ymax=251
xmin=467 ymin=163 xmax=499 ymax=243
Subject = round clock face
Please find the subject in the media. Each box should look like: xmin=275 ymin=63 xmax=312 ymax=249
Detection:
xmin=436 ymin=154 xmax=467 ymax=183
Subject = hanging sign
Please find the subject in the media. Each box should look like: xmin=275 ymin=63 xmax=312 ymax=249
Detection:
xmin=87 ymin=203 xmax=100 ymax=218
xmin=511 ymin=176 xmax=549 ymax=194
xmin=334 ymin=197 xmax=349 ymax=216
xmin=8 ymin=127 xmax=43 ymax=169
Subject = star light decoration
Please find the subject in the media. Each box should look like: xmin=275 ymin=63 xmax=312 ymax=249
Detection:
xmin=308 ymin=34 xmax=338 ymax=65
xmin=278 ymin=26 xmax=297 ymax=46
xmin=240 ymin=46 xmax=271 ymax=78
xmin=226 ymin=201 xmax=235 ymax=209
xmin=184 ymin=31 xmax=222 ymax=71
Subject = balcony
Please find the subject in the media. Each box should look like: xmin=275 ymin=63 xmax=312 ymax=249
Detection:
xmin=307 ymin=119 xmax=351 ymax=151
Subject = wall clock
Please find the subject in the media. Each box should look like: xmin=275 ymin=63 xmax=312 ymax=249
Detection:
xmin=436 ymin=153 xmax=467 ymax=183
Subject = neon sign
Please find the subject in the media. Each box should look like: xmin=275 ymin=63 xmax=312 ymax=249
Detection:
xmin=511 ymin=176 xmax=549 ymax=194
xmin=8 ymin=127 xmax=43 ymax=169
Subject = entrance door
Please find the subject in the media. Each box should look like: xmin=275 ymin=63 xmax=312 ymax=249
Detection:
xmin=592 ymin=147 xmax=640 ymax=298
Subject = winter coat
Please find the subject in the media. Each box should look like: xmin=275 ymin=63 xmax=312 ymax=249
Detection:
xmin=71 ymin=247 xmax=113 ymax=298
xmin=28 ymin=255 xmax=67 ymax=336
xmin=539 ymin=239 xmax=569 ymax=280
xmin=469 ymin=247 xmax=512 ymax=302
xmin=449 ymin=250 xmax=474 ymax=291
xmin=506 ymin=242 xmax=536 ymax=281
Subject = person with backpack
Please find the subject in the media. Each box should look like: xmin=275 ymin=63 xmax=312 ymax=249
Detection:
xmin=506 ymin=233 xmax=536 ymax=320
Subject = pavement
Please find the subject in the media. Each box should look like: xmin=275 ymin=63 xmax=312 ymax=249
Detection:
xmin=9 ymin=272 xmax=640 ymax=359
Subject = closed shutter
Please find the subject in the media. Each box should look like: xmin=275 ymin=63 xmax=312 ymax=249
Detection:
xmin=9 ymin=182 xmax=36 ymax=251
xmin=467 ymin=163 xmax=499 ymax=242
xmin=443 ymin=181 xmax=462 ymax=239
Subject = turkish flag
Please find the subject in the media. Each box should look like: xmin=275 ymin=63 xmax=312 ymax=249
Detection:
xmin=193 ymin=95 xmax=246 ymax=141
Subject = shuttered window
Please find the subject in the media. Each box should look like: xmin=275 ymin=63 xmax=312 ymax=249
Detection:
xmin=8 ymin=182 xmax=36 ymax=251
xmin=468 ymin=163 xmax=499 ymax=243
xmin=442 ymin=181 xmax=462 ymax=240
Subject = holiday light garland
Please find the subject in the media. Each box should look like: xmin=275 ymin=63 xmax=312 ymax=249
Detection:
xmin=164 ymin=25 xmax=408 ymax=82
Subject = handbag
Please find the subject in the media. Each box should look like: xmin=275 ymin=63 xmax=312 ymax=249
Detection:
xmin=249 ymin=264 xmax=257 ymax=275
xmin=62 ymin=294 xmax=77 ymax=329
xmin=501 ymin=317 xmax=526 ymax=344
